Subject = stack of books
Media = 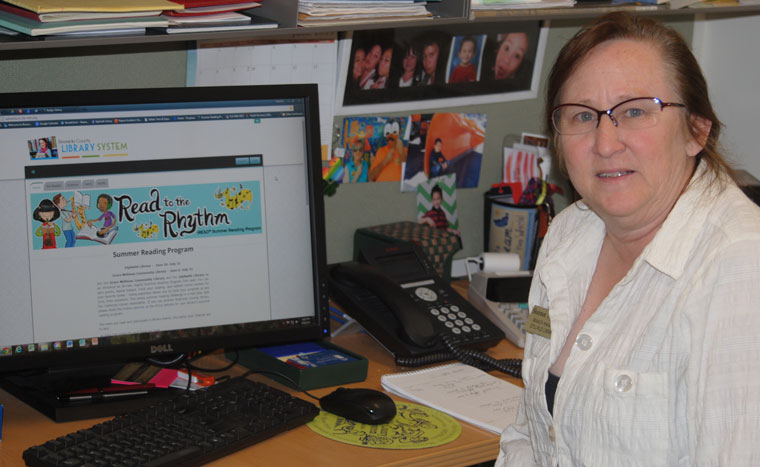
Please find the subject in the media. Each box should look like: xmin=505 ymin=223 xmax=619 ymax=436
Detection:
xmin=297 ymin=0 xmax=432 ymax=27
xmin=0 ymin=0 xmax=276 ymax=37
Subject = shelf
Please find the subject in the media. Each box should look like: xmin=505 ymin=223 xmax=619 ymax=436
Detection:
xmin=0 ymin=1 xmax=758 ymax=52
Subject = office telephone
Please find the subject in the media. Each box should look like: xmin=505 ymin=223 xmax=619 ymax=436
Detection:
xmin=328 ymin=243 xmax=520 ymax=377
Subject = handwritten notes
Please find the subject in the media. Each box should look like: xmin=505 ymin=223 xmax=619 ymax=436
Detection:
xmin=381 ymin=363 xmax=523 ymax=434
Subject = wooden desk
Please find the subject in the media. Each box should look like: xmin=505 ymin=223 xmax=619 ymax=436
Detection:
xmin=0 ymin=333 xmax=523 ymax=467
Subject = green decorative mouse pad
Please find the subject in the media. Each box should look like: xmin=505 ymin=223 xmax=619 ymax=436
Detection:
xmin=307 ymin=401 xmax=461 ymax=449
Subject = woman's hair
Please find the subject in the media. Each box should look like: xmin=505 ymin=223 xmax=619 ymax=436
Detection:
xmin=33 ymin=198 xmax=60 ymax=222
xmin=546 ymin=12 xmax=734 ymax=181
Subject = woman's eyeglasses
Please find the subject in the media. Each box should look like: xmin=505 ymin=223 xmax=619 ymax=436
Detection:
xmin=551 ymin=97 xmax=685 ymax=135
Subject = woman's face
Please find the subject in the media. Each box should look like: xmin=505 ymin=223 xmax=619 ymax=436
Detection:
xmin=494 ymin=33 xmax=528 ymax=79
xmin=558 ymin=39 xmax=706 ymax=231
xmin=39 ymin=139 xmax=48 ymax=149
xmin=364 ymin=45 xmax=382 ymax=72
xmin=378 ymin=49 xmax=392 ymax=78
xmin=402 ymin=49 xmax=418 ymax=74
xmin=40 ymin=210 xmax=54 ymax=222
xmin=353 ymin=49 xmax=365 ymax=78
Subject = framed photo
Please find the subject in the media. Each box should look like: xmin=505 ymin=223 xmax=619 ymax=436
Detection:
xmin=335 ymin=21 xmax=547 ymax=115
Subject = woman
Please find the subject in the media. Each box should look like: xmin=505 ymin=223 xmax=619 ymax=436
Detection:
xmin=372 ymin=48 xmax=392 ymax=90
xmin=493 ymin=32 xmax=528 ymax=80
xmin=36 ymin=138 xmax=52 ymax=158
xmin=398 ymin=44 xmax=419 ymax=88
xmin=359 ymin=44 xmax=382 ymax=90
xmin=498 ymin=13 xmax=760 ymax=466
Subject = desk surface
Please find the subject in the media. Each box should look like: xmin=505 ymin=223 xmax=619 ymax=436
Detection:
xmin=0 ymin=327 xmax=523 ymax=467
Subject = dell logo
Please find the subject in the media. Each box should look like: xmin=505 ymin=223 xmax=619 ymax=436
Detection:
xmin=150 ymin=344 xmax=175 ymax=354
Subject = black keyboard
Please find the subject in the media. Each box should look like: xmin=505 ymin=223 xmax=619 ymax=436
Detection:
xmin=22 ymin=376 xmax=320 ymax=467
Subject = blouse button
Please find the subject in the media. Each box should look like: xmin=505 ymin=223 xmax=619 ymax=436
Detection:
xmin=575 ymin=333 xmax=593 ymax=351
xmin=615 ymin=374 xmax=633 ymax=393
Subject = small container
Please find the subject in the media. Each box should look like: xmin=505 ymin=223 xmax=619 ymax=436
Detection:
xmin=231 ymin=341 xmax=368 ymax=390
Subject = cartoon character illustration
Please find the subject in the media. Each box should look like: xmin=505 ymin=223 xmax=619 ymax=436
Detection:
xmin=134 ymin=222 xmax=159 ymax=239
xmin=369 ymin=120 xmax=407 ymax=182
xmin=215 ymin=184 xmax=253 ymax=210
xmin=52 ymin=193 xmax=76 ymax=248
xmin=33 ymin=199 xmax=61 ymax=249
xmin=86 ymin=193 xmax=118 ymax=238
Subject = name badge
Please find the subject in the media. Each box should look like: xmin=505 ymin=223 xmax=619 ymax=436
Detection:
xmin=525 ymin=305 xmax=551 ymax=338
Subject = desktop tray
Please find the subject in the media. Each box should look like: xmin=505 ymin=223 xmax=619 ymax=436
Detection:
xmin=231 ymin=341 xmax=368 ymax=390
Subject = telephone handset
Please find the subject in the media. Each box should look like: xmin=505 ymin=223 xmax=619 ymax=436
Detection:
xmin=328 ymin=243 xmax=521 ymax=377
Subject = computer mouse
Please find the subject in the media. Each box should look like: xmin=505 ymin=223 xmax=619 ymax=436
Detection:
xmin=319 ymin=387 xmax=397 ymax=425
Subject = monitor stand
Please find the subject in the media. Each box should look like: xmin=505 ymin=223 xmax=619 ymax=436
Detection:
xmin=0 ymin=363 xmax=178 ymax=422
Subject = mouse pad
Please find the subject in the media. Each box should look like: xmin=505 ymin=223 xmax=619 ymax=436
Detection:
xmin=307 ymin=401 xmax=461 ymax=449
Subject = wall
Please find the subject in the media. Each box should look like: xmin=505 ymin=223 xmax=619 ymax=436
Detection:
xmin=0 ymin=16 xmax=694 ymax=264
xmin=323 ymin=16 xmax=693 ymax=263
xmin=693 ymin=13 xmax=760 ymax=179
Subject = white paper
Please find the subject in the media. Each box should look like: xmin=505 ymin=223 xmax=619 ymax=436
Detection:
xmin=381 ymin=362 xmax=523 ymax=434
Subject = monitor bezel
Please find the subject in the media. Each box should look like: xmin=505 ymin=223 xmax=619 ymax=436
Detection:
xmin=0 ymin=84 xmax=331 ymax=375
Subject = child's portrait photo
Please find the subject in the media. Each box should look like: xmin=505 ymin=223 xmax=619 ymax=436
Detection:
xmin=445 ymin=35 xmax=485 ymax=84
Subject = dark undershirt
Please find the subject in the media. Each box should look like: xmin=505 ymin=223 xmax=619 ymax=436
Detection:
xmin=545 ymin=372 xmax=560 ymax=417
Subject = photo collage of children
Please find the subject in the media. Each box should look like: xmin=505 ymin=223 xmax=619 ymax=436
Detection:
xmin=341 ymin=21 xmax=543 ymax=107
xmin=330 ymin=112 xmax=486 ymax=190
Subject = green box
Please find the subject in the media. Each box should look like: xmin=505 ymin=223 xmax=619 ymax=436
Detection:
xmin=230 ymin=341 xmax=368 ymax=390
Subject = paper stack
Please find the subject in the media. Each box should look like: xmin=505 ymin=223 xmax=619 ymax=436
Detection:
xmin=297 ymin=0 xmax=432 ymax=27
xmin=160 ymin=0 xmax=278 ymax=34
xmin=470 ymin=0 xmax=575 ymax=16
xmin=0 ymin=0 xmax=178 ymax=36
xmin=0 ymin=0 xmax=275 ymax=37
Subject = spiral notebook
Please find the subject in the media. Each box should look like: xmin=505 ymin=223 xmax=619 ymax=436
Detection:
xmin=380 ymin=363 xmax=523 ymax=434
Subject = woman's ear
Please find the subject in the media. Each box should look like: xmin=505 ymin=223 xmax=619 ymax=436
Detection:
xmin=686 ymin=114 xmax=712 ymax=158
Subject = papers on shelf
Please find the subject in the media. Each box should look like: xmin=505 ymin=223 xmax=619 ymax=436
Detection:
xmin=0 ymin=10 xmax=169 ymax=36
xmin=0 ymin=5 xmax=163 ymax=23
xmin=470 ymin=0 xmax=576 ymax=10
xmin=297 ymin=1 xmax=432 ymax=27
xmin=1 ymin=0 xmax=182 ymax=14
xmin=161 ymin=12 xmax=278 ymax=33
xmin=165 ymin=1 xmax=262 ymax=16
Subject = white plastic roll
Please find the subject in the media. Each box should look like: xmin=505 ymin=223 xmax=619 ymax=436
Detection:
xmin=479 ymin=252 xmax=520 ymax=274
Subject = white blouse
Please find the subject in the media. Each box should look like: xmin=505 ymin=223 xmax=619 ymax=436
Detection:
xmin=497 ymin=164 xmax=760 ymax=466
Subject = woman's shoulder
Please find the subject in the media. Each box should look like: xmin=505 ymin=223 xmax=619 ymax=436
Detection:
xmin=708 ymin=182 xmax=760 ymax=241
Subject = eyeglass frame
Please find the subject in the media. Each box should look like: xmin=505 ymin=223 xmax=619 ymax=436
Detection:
xmin=551 ymin=97 xmax=686 ymax=135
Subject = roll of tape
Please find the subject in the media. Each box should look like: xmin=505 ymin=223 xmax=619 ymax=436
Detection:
xmin=480 ymin=252 xmax=520 ymax=273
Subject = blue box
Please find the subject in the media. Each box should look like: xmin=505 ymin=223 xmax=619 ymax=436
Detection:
xmin=0 ymin=403 xmax=4 ymax=441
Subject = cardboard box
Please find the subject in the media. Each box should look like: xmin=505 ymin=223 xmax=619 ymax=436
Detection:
xmin=231 ymin=341 xmax=368 ymax=390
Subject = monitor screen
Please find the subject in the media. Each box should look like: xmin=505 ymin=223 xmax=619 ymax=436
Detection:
xmin=0 ymin=85 xmax=330 ymax=376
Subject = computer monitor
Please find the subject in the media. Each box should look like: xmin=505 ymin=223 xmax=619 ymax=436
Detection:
xmin=0 ymin=84 xmax=330 ymax=420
